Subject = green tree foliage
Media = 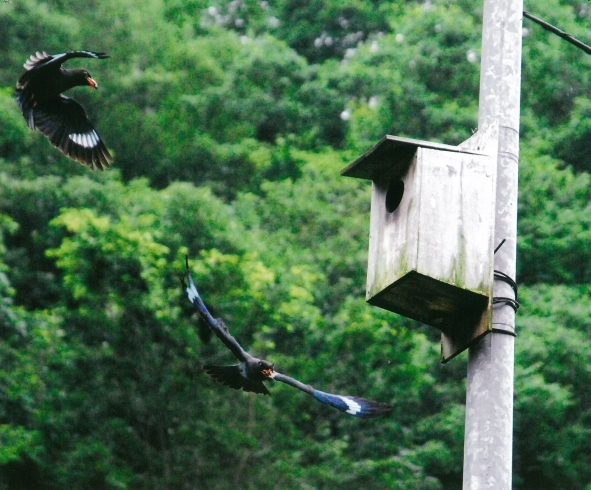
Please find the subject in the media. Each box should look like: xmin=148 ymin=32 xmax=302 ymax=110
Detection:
xmin=514 ymin=286 xmax=591 ymax=488
xmin=0 ymin=0 xmax=590 ymax=488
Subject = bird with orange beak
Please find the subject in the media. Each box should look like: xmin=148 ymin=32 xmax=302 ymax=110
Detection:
xmin=182 ymin=258 xmax=393 ymax=417
xmin=16 ymin=50 xmax=113 ymax=170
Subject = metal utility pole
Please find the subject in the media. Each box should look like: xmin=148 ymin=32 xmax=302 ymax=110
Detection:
xmin=463 ymin=0 xmax=522 ymax=488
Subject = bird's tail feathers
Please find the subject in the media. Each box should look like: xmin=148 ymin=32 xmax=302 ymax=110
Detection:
xmin=312 ymin=390 xmax=393 ymax=418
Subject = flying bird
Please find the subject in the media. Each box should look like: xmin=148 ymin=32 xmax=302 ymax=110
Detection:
xmin=16 ymin=50 xmax=113 ymax=170
xmin=182 ymin=259 xmax=393 ymax=417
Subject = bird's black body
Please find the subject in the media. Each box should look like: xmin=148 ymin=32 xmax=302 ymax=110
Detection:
xmin=201 ymin=315 xmax=274 ymax=395
xmin=16 ymin=50 xmax=113 ymax=170
xmin=182 ymin=258 xmax=393 ymax=417
xmin=203 ymin=356 xmax=274 ymax=396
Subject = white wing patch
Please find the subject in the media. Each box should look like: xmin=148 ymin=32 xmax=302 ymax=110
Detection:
xmin=69 ymin=131 xmax=99 ymax=148
xmin=186 ymin=282 xmax=200 ymax=302
xmin=24 ymin=51 xmax=51 ymax=70
xmin=24 ymin=51 xmax=103 ymax=70
xmin=340 ymin=396 xmax=362 ymax=415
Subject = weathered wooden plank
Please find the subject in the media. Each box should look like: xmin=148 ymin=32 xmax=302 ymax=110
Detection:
xmin=416 ymin=148 xmax=494 ymax=294
xmin=341 ymin=135 xmax=485 ymax=181
xmin=366 ymin=152 xmax=420 ymax=299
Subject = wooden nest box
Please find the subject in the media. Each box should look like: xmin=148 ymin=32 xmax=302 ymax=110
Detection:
xmin=342 ymin=128 xmax=498 ymax=362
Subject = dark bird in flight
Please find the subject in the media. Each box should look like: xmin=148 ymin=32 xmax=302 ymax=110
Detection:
xmin=182 ymin=259 xmax=393 ymax=417
xmin=16 ymin=50 xmax=113 ymax=170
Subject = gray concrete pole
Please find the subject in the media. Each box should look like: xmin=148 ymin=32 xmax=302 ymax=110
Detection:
xmin=463 ymin=0 xmax=522 ymax=488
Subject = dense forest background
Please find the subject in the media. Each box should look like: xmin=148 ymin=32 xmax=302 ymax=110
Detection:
xmin=0 ymin=0 xmax=590 ymax=488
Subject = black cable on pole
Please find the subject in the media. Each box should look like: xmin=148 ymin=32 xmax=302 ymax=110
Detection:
xmin=494 ymin=270 xmax=518 ymax=301
xmin=492 ymin=239 xmax=520 ymax=313
xmin=523 ymin=10 xmax=591 ymax=56
xmin=494 ymin=238 xmax=506 ymax=255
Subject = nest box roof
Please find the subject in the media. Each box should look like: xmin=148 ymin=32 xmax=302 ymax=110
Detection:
xmin=341 ymin=135 xmax=485 ymax=181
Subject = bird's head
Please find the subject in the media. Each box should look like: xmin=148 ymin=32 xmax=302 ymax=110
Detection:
xmin=83 ymin=70 xmax=98 ymax=89
xmin=70 ymin=69 xmax=98 ymax=89
xmin=257 ymin=360 xmax=274 ymax=378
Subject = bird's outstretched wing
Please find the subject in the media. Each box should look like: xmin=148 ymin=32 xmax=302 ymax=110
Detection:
xmin=30 ymin=95 xmax=112 ymax=170
xmin=203 ymin=365 xmax=270 ymax=395
xmin=23 ymin=51 xmax=109 ymax=71
xmin=271 ymin=372 xmax=393 ymax=418
xmin=182 ymin=258 xmax=249 ymax=363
